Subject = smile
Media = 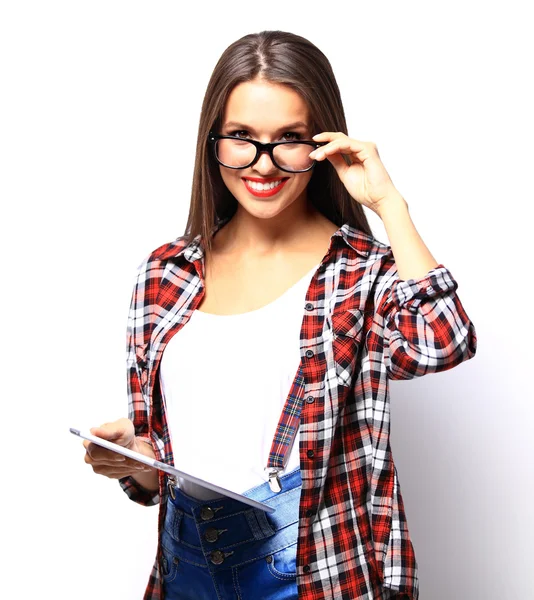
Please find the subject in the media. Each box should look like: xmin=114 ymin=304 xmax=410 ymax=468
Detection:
xmin=242 ymin=178 xmax=289 ymax=198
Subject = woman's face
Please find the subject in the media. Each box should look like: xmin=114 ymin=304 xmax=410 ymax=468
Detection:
xmin=217 ymin=79 xmax=314 ymax=221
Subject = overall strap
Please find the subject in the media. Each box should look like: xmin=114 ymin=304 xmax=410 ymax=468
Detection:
xmin=265 ymin=363 xmax=305 ymax=492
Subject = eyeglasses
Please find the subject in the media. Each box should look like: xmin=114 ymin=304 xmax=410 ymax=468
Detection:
xmin=208 ymin=131 xmax=328 ymax=173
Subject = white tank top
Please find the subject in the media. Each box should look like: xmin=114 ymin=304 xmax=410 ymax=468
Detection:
xmin=159 ymin=263 xmax=320 ymax=500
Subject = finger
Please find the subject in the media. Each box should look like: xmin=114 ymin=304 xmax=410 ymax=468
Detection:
xmin=84 ymin=450 xmax=151 ymax=471
xmin=105 ymin=467 xmax=154 ymax=479
xmin=309 ymin=138 xmax=349 ymax=158
xmin=322 ymin=150 xmax=352 ymax=178
xmin=122 ymin=458 xmax=153 ymax=471
xmin=309 ymin=134 xmax=343 ymax=155
xmin=320 ymin=138 xmax=367 ymax=156
xmin=310 ymin=144 xmax=350 ymax=161
xmin=86 ymin=455 xmax=148 ymax=471
xmin=313 ymin=140 xmax=376 ymax=163
xmin=91 ymin=465 xmax=147 ymax=478
xmin=85 ymin=443 xmax=126 ymax=461
xmin=84 ymin=453 xmax=125 ymax=466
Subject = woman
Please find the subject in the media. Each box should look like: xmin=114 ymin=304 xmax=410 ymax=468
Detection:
xmin=83 ymin=30 xmax=477 ymax=599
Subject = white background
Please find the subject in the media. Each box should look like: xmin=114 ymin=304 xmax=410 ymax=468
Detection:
xmin=1 ymin=1 xmax=532 ymax=598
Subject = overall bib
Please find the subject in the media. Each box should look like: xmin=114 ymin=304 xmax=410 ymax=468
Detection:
xmin=161 ymin=467 xmax=301 ymax=599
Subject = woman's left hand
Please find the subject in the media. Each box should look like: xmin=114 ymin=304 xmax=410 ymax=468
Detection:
xmin=309 ymin=132 xmax=405 ymax=216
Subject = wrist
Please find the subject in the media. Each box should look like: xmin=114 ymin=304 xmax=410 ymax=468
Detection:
xmin=133 ymin=436 xmax=156 ymax=460
xmin=130 ymin=436 xmax=159 ymax=492
xmin=375 ymin=192 xmax=408 ymax=220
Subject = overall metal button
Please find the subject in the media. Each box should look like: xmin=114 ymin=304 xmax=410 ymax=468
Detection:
xmin=200 ymin=506 xmax=215 ymax=521
xmin=204 ymin=527 xmax=219 ymax=543
xmin=210 ymin=550 xmax=225 ymax=565
xmin=167 ymin=480 xmax=176 ymax=500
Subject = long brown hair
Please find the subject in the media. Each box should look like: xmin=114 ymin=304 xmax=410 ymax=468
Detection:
xmin=183 ymin=30 xmax=373 ymax=262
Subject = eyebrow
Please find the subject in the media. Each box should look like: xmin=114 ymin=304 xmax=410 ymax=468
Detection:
xmin=223 ymin=121 xmax=309 ymax=132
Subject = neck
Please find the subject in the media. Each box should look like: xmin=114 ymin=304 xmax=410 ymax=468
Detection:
xmin=214 ymin=201 xmax=323 ymax=257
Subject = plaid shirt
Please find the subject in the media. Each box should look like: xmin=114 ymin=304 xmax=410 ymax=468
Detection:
xmin=119 ymin=218 xmax=477 ymax=599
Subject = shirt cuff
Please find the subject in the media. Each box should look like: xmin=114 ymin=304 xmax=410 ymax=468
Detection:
xmin=119 ymin=475 xmax=160 ymax=506
xmin=390 ymin=264 xmax=458 ymax=314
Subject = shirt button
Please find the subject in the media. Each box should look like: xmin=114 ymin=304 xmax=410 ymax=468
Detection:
xmin=306 ymin=508 xmax=314 ymax=517
xmin=305 ymin=350 xmax=314 ymax=358
xmin=306 ymin=396 xmax=315 ymax=404
xmin=200 ymin=506 xmax=215 ymax=521
xmin=305 ymin=302 xmax=314 ymax=311
xmin=307 ymin=449 xmax=315 ymax=459
xmin=303 ymin=565 xmax=311 ymax=573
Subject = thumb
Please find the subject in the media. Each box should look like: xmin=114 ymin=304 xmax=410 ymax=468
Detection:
xmin=90 ymin=418 xmax=131 ymax=444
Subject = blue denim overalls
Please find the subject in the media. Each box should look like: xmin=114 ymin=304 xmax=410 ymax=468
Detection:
xmin=161 ymin=466 xmax=301 ymax=599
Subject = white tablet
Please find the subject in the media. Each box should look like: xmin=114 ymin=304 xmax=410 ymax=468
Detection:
xmin=70 ymin=427 xmax=275 ymax=514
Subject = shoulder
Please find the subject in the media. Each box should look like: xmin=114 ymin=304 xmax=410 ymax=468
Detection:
xmin=148 ymin=235 xmax=191 ymax=262
xmin=134 ymin=235 xmax=191 ymax=272
xmin=335 ymin=224 xmax=399 ymax=303
xmin=128 ymin=235 xmax=195 ymax=303
xmin=339 ymin=222 xmax=393 ymax=264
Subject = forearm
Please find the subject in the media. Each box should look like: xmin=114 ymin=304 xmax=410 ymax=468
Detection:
xmin=131 ymin=438 xmax=159 ymax=492
xmin=377 ymin=194 xmax=439 ymax=281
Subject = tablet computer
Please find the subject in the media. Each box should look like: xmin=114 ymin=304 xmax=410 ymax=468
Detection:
xmin=70 ymin=428 xmax=275 ymax=514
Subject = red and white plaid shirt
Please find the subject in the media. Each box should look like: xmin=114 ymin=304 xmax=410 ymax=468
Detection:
xmin=119 ymin=218 xmax=477 ymax=599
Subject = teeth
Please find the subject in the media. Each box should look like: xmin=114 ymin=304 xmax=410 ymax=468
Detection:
xmin=245 ymin=179 xmax=283 ymax=191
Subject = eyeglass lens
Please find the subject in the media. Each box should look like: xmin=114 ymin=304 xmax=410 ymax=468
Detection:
xmin=215 ymin=139 xmax=314 ymax=172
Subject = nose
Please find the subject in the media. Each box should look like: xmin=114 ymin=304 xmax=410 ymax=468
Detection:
xmin=252 ymin=149 xmax=279 ymax=175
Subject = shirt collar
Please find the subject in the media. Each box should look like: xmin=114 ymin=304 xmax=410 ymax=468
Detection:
xmin=160 ymin=216 xmax=372 ymax=264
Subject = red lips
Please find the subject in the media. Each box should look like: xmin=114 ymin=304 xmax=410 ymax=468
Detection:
xmin=242 ymin=178 xmax=289 ymax=198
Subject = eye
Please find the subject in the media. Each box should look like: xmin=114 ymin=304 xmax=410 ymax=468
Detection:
xmin=229 ymin=130 xmax=250 ymax=138
xmin=282 ymin=131 xmax=302 ymax=141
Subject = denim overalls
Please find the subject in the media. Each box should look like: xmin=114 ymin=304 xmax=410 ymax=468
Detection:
xmin=161 ymin=466 xmax=301 ymax=599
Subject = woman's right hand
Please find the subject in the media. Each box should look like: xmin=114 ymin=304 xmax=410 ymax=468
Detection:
xmin=83 ymin=417 xmax=155 ymax=480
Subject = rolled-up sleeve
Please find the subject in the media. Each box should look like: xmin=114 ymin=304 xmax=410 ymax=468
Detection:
xmin=374 ymin=254 xmax=477 ymax=380
xmin=118 ymin=260 xmax=162 ymax=506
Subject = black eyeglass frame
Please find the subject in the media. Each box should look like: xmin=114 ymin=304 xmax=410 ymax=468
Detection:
xmin=207 ymin=131 xmax=329 ymax=173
